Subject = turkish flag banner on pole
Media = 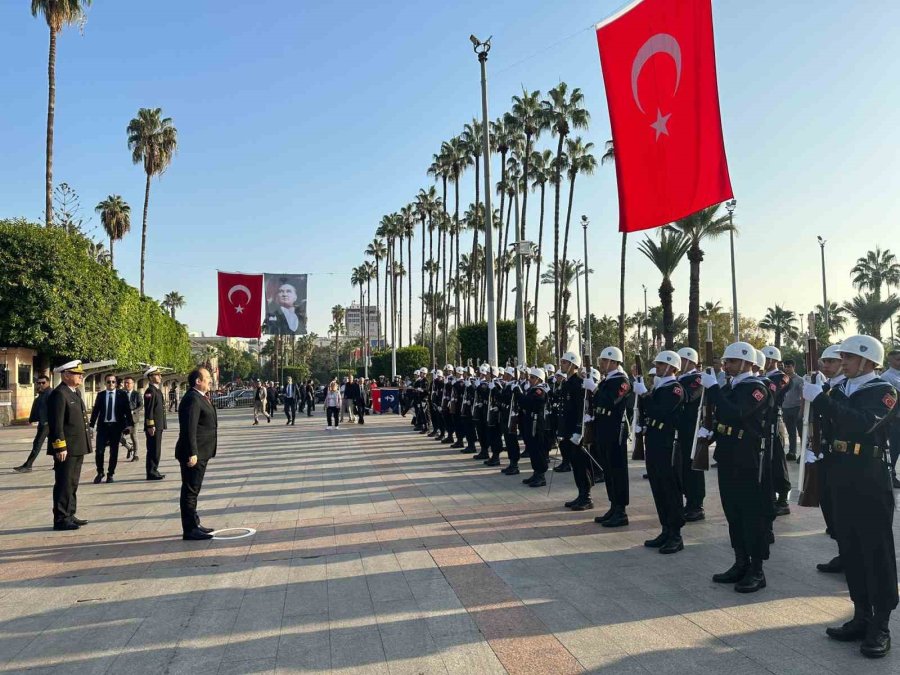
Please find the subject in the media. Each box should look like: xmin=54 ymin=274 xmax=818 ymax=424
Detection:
xmin=596 ymin=0 xmax=733 ymax=233
xmin=217 ymin=271 xmax=263 ymax=338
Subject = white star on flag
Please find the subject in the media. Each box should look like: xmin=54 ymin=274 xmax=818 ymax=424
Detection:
xmin=650 ymin=109 xmax=671 ymax=140
xmin=235 ymin=305 xmax=244 ymax=314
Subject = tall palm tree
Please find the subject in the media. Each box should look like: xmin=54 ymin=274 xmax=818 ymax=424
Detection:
xmin=331 ymin=305 xmax=345 ymax=365
xmin=415 ymin=187 xmax=437 ymax=342
xmin=758 ymin=305 xmax=799 ymax=348
xmin=363 ymin=261 xmax=376 ymax=350
xmin=700 ymin=300 xmax=723 ymax=320
xmin=508 ymin=89 xmax=547 ymax=247
xmin=638 ymin=230 xmax=690 ymax=349
xmin=560 ymin=137 xmax=596 ymax=282
xmin=365 ymin=238 xmax=386 ymax=346
xmin=851 ymin=247 xmax=900 ymax=301
xmin=127 ymin=107 xmax=177 ymax=296
xmin=442 ymin=137 xmax=470 ymax=333
xmin=666 ymin=203 xmax=734 ymax=349
xmin=162 ymin=291 xmax=185 ymax=319
xmin=529 ymin=149 xmax=552 ymax=325
xmin=351 ymin=265 xmax=368 ymax=343
xmin=814 ymin=301 xmax=848 ymax=335
xmin=32 ymin=0 xmax=91 ymax=228
xmin=842 ymin=293 xmax=900 ymax=340
xmin=543 ymin=83 xmax=590 ymax=354
xmin=94 ymin=194 xmax=130 ymax=269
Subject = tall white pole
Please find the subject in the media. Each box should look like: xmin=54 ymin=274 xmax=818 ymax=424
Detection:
xmin=582 ymin=216 xmax=592 ymax=364
xmin=513 ymin=190 xmax=526 ymax=366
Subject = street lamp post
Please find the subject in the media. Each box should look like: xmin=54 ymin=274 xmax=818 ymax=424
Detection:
xmin=817 ymin=236 xmax=829 ymax=333
xmin=642 ymin=284 xmax=649 ymax=359
xmin=471 ymin=35 xmax=498 ymax=366
xmin=726 ymin=199 xmax=739 ymax=341
xmin=511 ymin=240 xmax=530 ymax=367
xmin=582 ymin=215 xmax=592 ymax=364
xmin=574 ymin=264 xmax=582 ymax=359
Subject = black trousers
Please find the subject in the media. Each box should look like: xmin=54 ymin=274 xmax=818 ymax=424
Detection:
xmin=443 ymin=409 xmax=454 ymax=440
xmin=355 ymin=400 xmax=365 ymax=424
xmin=679 ymin=428 xmax=706 ymax=511
xmin=284 ymin=397 xmax=296 ymax=423
xmin=306 ymin=398 xmax=315 ymax=415
xmin=488 ymin=425 xmax=503 ymax=459
xmin=145 ymin=429 xmax=163 ymax=478
xmin=52 ymin=454 xmax=83 ymax=524
xmin=504 ymin=431 xmax=520 ymax=466
xmin=326 ymin=406 xmax=340 ymax=426
xmin=432 ymin=405 xmax=444 ymax=433
xmin=770 ymin=429 xmax=791 ymax=498
xmin=718 ymin=460 xmax=772 ymax=560
xmin=475 ymin=419 xmax=489 ymax=452
xmin=646 ymin=431 xmax=684 ymax=531
xmin=564 ymin=439 xmax=593 ymax=498
xmin=782 ymin=407 xmax=801 ymax=455
xmin=179 ymin=457 xmax=208 ymax=534
xmin=598 ymin=426 xmax=630 ymax=508
xmin=24 ymin=423 xmax=49 ymax=468
xmin=95 ymin=422 xmax=124 ymax=476
xmin=889 ymin=424 xmax=900 ymax=474
xmin=819 ymin=452 xmax=836 ymax=539
xmin=527 ymin=432 xmax=549 ymax=475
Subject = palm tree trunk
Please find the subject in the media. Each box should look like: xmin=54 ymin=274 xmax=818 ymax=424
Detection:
xmin=384 ymin=251 xmax=389 ymax=345
xmin=140 ymin=172 xmax=151 ymax=296
xmin=660 ymin=277 xmax=675 ymax=349
xmin=429 ymin=217 xmax=435 ymax=361
xmin=533 ymin=184 xmax=546 ymax=325
xmin=471 ymin=156 xmax=480 ymax=320
xmin=408 ymin=233 xmax=413 ymax=344
xmin=366 ymin=277 xmax=373 ymax=356
xmin=44 ymin=27 xmax=57 ymax=227
xmin=560 ymin=173 xmax=577 ymax=285
xmin=109 ymin=237 xmax=115 ymax=270
xmin=399 ymin=237 xmax=404 ymax=348
xmin=454 ymin=176 xmax=461 ymax=335
xmin=375 ymin=266 xmax=381 ymax=348
xmin=553 ymin=134 xmax=565 ymax=357
xmin=687 ymin=241 xmax=702 ymax=350
xmin=501 ymin=194 xmax=513 ymax=319
xmin=442 ymin=224 xmax=448 ymax=363
xmin=619 ymin=232 xmax=627 ymax=351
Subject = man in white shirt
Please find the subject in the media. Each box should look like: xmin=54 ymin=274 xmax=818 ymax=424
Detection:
xmin=89 ymin=374 xmax=134 ymax=483
xmin=283 ymin=376 xmax=298 ymax=425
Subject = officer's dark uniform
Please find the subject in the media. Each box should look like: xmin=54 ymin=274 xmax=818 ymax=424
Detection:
xmin=144 ymin=382 xmax=167 ymax=479
xmin=813 ymin=376 xmax=898 ymax=654
xmin=522 ymin=381 xmax=550 ymax=485
xmin=485 ymin=378 xmax=503 ymax=466
xmin=676 ymin=370 xmax=706 ymax=518
xmin=765 ymin=368 xmax=793 ymax=509
xmin=500 ymin=379 xmax=521 ymax=473
xmin=640 ymin=377 xmax=686 ymax=550
xmin=462 ymin=379 xmax=478 ymax=453
xmin=591 ymin=371 xmax=632 ymax=526
xmin=559 ymin=371 xmax=588 ymax=508
xmin=451 ymin=377 xmax=466 ymax=449
xmin=815 ymin=375 xmax=845 ymax=573
xmin=429 ymin=376 xmax=445 ymax=438
xmin=551 ymin=376 xmax=572 ymax=473
xmin=474 ymin=378 xmax=491 ymax=459
xmin=47 ymin=382 xmax=91 ymax=528
xmin=440 ymin=375 xmax=455 ymax=444
xmin=708 ymin=373 xmax=773 ymax=592
xmin=413 ymin=376 xmax=428 ymax=432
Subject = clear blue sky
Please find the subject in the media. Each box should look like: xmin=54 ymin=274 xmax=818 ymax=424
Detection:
xmin=2 ymin=1 xmax=898 ymax=342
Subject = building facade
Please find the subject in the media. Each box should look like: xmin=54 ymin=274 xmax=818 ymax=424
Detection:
xmin=344 ymin=302 xmax=380 ymax=340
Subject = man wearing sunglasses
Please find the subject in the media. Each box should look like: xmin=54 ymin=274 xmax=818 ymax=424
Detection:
xmin=89 ymin=374 xmax=134 ymax=483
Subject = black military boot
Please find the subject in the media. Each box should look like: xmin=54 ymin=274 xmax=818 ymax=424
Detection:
xmin=450 ymin=439 xmax=465 ymax=448
xmin=564 ymin=496 xmax=583 ymax=508
xmin=735 ymin=558 xmax=766 ymax=593
xmin=827 ymin=606 xmax=871 ymax=642
xmin=570 ymin=497 xmax=594 ymax=511
xmin=441 ymin=435 xmax=455 ymax=444
xmin=713 ymin=551 xmax=749 ymax=583
xmin=644 ymin=529 xmax=669 ymax=548
xmin=553 ymin=460 xmax=571 ymax=473
xmin=484 ymin=455 xmax=501 ymax=467
xmin=503 ymin=464 xmax=519 ymax=475
xmin=684 ymin=507 xmax=706 ymax=522
xmin=527 ymin=473 xmax=546 ymax=487
xmin=601 ymin=507 xmax=629 ymax=528
xmin=522 ymin=473 xmax=536 ymax=484
xmin=861 ymin=610 xmax=891 ymax=658
xmin=816 ymin=556 xmax=843 ymax=573
xmin=659 ymin=528 xmax=684 ymax=554
xmin=594 ymin=507 xmax=615 ymax=524
xmin=774 ymin=496 xmax=790 ymax=517
xmin=473 ymin=449 xmax=490 ymax=460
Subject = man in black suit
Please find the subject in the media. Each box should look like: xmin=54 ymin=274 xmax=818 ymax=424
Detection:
xmin=143 ymin=366 xmax=167 ymax=480
xmin=283 ymin=376 xmax=298 ymax=425
xmin=89 ymin=374 xmax=135 ymax=483
xmin=47 ymin=360 xmax=92 ymax=531
xmin=176 ymin=367 xmax=218 ymax=540
xmin=266 ymin=381 xmax=277 ymax=417
xmin=123 ymin=377 xmax=141 ymax=462
xmin=15 ymin=375 xmax=52 ymax=472
xmin=305 ymin=380 xmax=316 ymax=415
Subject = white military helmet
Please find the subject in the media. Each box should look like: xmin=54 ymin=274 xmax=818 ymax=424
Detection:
xmin=600 ymin=346 xmax=624 ymax=363
xmin=654 ymin=350 xmax=682 ymax=371
xmin=479 ymin=364 xmax=489 ymax=375
xmin=444 ymin=363 xmax=453 ymax=371
xmin=761 ymin=346 xmax=782 ymax=363
xmin=589 ymin=367 xmax=601 ymax=381
xmin=455 ymin=366 xmax=465 ymax=375
xmin=490 ymin=366 xmax=500 ymax=377
xmin=529 ymin=367 xmax=546 ymax=382
xmin=838 ymin=335 xmax=884 ymax=366
xmin=723 ymin=341 xmax=757 ymax=363
xmin=677 ymin=347 xmax=699 ymax=365
xmin=754 ymin=349 xmax=765 ymax=370
xmin=544 ymin=363 xmax=556 ymax=374
xmin=821 ymin=343 xmax=843 ymax=361
xmin=504 ymin=366 xmax=516 ymax=376
xmin=560 ymin=350 xmax=582 ymax=367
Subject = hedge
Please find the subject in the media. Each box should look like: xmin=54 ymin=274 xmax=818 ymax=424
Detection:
xmin=369 ymin=345 xmax=430 ymax=379
xmin=457 ymin=320 xmax=537 ymax=366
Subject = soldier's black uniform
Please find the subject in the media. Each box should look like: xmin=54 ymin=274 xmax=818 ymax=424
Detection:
xmin=144 ymin=383 xmax=167 ymax=479
xmin=413 ymin=376 xmax=428 ymax=432
xmin=450 ymin=377 xmax=466 ymax=448
xmin=474 ymin=378 xmax=491 ymax=459
xmin=812 ymin=375 xmax=898 ymax=654
xmin=429 ymin=376 xmax=445 ymax=439
xmin=640 ymin=377 xmax=686 ymax=550
xmin=815 ymin=374 xmax=845 ymax=573
xmin=550 ymin=377 xmax=572 ymax=472
xmin=708 ymin=373 xmax=773 ymax=592
xmin=499 ymin=379 xmax=521 ymax=473
xmin=47 ymin=383 xmax=92 ymax=528
xmin=522 ymin=382 xmax=550 ymax=485
xmin=485 ymin=379 xmax=504 ymax=466
xmin=559 ymin=371 xmax=588 ymax=508
xmin=676 ymin=370 xmax=706 ymax=518
xmin=765 ymin=368 xmax=793 ymax=509
xmin=440 ymin=376 xmax=455 ymax=444
xmin=591 ymin=371 xmax=632 ymax=526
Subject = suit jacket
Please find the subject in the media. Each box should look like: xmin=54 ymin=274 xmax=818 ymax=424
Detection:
xmin=29 ymin=389 xmax=50 ymax=425
xmin=144 ymin=384 xmax=167 ymax=431
xmin=266 ymin=307 xmax=305 ymax=336
xmin=344 ymin=382 xmax=362 ymax=402
xmin=254 ymin=386 xmax=267 ymax=402
xmin=175 ymin=389 xmax=218 ymax=461
xmin=47 ymin=383 xmax=92 ymax=456
xmin=89 ymin=389 xmax=135 ymax=429
xmin=127 ymin=390 xmax=141 ymax=412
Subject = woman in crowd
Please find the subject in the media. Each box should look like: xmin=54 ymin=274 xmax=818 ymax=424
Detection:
xmin=325 ymin=381 xmax=342 ymax=429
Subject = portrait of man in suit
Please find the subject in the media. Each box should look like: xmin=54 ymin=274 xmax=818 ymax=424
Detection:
xmin=264 ymin=274 xmax=308 ymax=335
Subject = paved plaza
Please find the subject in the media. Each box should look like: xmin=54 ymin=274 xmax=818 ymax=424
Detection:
xmin=0 ymin=410 xmax=897 ymax=674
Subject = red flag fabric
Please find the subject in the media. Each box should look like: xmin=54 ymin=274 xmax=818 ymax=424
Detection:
xmin=217 ymin=271 xmax=263 ymax=338
xmin=596 ymin=0 xmax=733 ymax=233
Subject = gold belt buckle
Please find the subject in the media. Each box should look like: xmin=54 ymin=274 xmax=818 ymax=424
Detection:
xmin=834 ymin=440 xmax=847 ymax=453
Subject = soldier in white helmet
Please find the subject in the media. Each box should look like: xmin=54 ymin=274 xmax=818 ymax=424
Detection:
xmin=815 ymin=344 xmax=845 ymax=575
xmin=804 ymin=336 xmax=897 ymax=657
xmin=521 ymin=367 xmax=551 ymax=486
xmin=700 ymin=341 xmax=773 ymax=593
xmin=498 ymin=367 xmax=521 ymax=475
xmin=676 ymin=347 xmax=706 ymax=522
xmin=761 ymin=345 xmax=793 ymax=516
xmin=429 ymin=369 xmax=446 ymax=440
xmin=557 ymin=351 xmax=591 ymax=510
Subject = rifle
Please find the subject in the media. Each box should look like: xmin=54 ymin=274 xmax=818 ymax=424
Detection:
xmin=797 ymin=312 xmax=821 ymax=507
xmin=631 ymin=355 xmax=646 ymax=460
xmin=691 ymin=322 xmax=714 ymax=471
xmin=508 ymin=382 xmax=520 ymax=435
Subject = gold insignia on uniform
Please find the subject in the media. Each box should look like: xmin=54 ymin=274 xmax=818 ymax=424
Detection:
xmin=52 ymin=439 xmax=67 ymax=449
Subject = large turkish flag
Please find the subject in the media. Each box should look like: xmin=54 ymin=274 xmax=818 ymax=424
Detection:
xmin=217 ymin=271 xmax=263 ymax=338
xmin=596 ymin=0 xmax=733 ymax=233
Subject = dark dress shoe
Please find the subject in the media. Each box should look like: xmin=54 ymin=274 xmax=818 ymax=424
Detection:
xmin=147 ymin=474 xmax=165 ymax=481
xmin=106 ymin=475 xmax=114 ymax=483
xmin=644 ymin=531 xmax=669 ymax=548
xmin=473 ymin=451 xmax=489 ymax=460
xmin=528 ymin=476 xmax=547 ymax=487
xmin=570 ymin=500 xmax=594 ymax=511
xmin=817 ymin=556 xmax=843 ymax=573
xmin=564 ymin=497 xmax=583 ymax=508
xmin=450 ymin=441 xmax=464 ymax=449
xmin=131 ymin=454 xmax=140 ymax=462
xmin=684 ymin=508 xmax=706 ymax=522
xmin=183 ymin=528 xmax=214 ymax=541
xmin=659 ymin=536 xmax=684 ymax=554
xmin=14 ymin=465 xmax=32 ymax=473
xmin=520 ymin=449 xmax=530 ymax=458
xmin=440 ymin=437 xmax=454 ymax=444
xmin=774 ymin=502 xmax=790 ymax=517
xmin=93 ymin=473 xmax=103 ymax=484
xmin=53 ymin=521 xmax=79 ymax=531
xmin=197 ymin=525 xmax=215 ymax=534
xmin=601 ymin=511 xmax=629 ymax=528
xmin=594 ymin=508 xmax=615 ymax=523
xmin=785 ymin=453 xmax=797 ymax=462
xmin=713 ymin=562 xmax=748 ymax=584
xmin=71 ymin=517 xmax=88 ymax=526
xmin=484 ymin=457 xmax=500 ymax=466
xmin=522 ymin=474 xmax=536 ymax=484
xmin=826 ymin=617 xmax=869 ymax=642
xmin=735 ymin=568 xmax=766 ymax=593
xmin=861 ymin=615 xmax=891 ymax=658
xmin=892 ymin=476 xmax=900 ymax=489
xmin=503 ymin=465 xmax=519 ymax=475
xmin=553 ymin=462 xmax=572 ymax=473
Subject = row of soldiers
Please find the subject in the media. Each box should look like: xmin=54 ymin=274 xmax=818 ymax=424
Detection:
xmin=403 ymin=334 xmax=898 ymax=659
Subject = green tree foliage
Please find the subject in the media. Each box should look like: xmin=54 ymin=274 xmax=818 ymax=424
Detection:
xmin=369 ymin=345 xmax=430 ymax=380
xmin=457 ymin=320 xmax=537 ymax=366
xmin=281 ymin=365 xmax=310 ymax=384
xmin=0 ymin=219 xmax=190 ymax=370
xmin=215 ymin=344 xmax=259 ymax=382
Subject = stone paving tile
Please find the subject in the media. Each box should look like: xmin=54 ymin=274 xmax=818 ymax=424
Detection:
xmin=1 ymin=410 xmax=898 ymax=674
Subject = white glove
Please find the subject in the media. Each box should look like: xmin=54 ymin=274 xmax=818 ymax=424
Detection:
xmin=582 ymin=378 xmax=597 ymax=392
xmin=570 ymin=433 xmax=582 ymax=444
xmin=697 ymin=427 xmax=712 ymax=439
xmin=700 ymin=372 xmax=719 ymax=389
xmin=814 ymin=372 xmax=826 ymax=385
xmin=488 ymin=382 xmax=495 ymax=390
xmin=804 ymin=449 xmax=818 ymax=464
xmin=583 ymin=414 xmax=593 ymax=423
xmin=633 ymin=425 xmax=643 ymax=434
xmin=633 ymin=380 xmax=648 ymax=396
xmin=802 ymin=382 xmax=823 ymax=402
